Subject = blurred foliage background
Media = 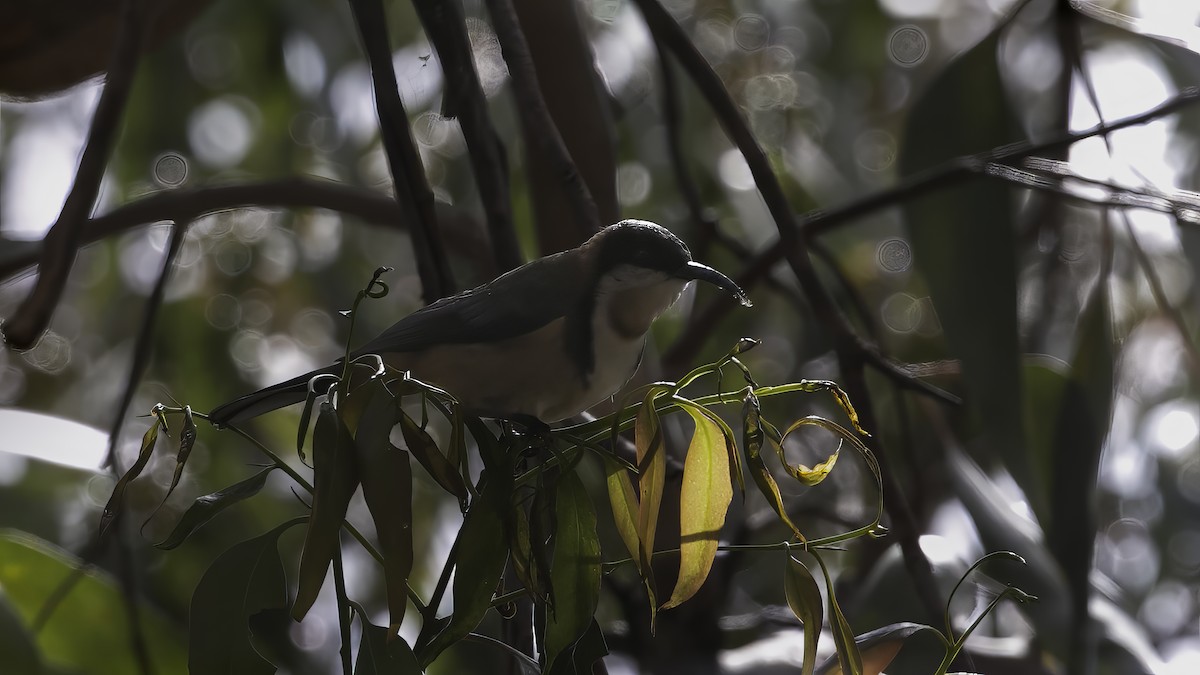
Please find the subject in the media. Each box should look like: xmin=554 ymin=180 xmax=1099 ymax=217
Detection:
xmin=3 ymin=0 xmax=1200 ymax=673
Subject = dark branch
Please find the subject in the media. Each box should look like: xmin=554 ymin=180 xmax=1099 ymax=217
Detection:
xmin=347 ymin=0 xmax=455 ymax=301
xmin=2 ymin=0 xmax=144 ymax=350
xmin=412 ymin=0 xmax=523 ymax=272
xmin=483 ymin=0 xmax=603 ymax=238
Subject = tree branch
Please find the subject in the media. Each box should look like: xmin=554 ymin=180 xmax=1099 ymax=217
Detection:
xmin=483 ymin=0 xmax=603 ymax=239
xmin=347 ymin=0 xmax=455 ymax=301
xmin=3 ymin=0 xmax=144 ymax=350
xmin=412 ymin=0 xmax=523 ymax=272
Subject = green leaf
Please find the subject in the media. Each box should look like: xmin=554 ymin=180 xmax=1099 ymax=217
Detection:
xmin=294 ymin=402 xmax=361 ymax=621
xmin=775 ymin=417 xmax=842 ymax=486
xmin=297 ymin=384 xmax=321 ymax=465
xmin=0 ymin=532 xmax=187 ymax=675
xmin=356 ymin=384 xmax=415 ymax=638
xmin=604 ymin=456 xmax=641 ymax=573
xmin=100 ymin=418 xmax=161 ymax=535
xmin=635 ymin=389 xmax=665 ymax=620
xmin=400 ymin=408 xmax=468 ymax=504
xmin=784 ymin=555 xmax=822 ymax=675
xmin=0 ymin=592 xmax=44 ymax=675
xmin=813 ymin=552 xmax=863 ymax=675
xmin=544 ymin=471 xmax=601 ymax=672
xmin=417 ymin=476 xmax=511 ymax=666
xmin=743 ymin=390 xmax=804 ymax=539
xmin=350 ymin=603 xmax=421 ymax=674
xmin=662 ymin=406 xmax=732 ymax=609
xmin=546 ymin=619 xmax=609 ymax=675
xmin=816 ymin=622 xmax=938 ymax=675
xmin=900 ymin=24 xmax=1029 ymax=488
xmin=189 ymin=519 xmax=304 ymax=675
xmin=155 ymin=467 xmax=277 ymax=550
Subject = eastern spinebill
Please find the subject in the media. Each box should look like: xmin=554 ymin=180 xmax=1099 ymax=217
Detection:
xmin=208 ymin=220 xmax=751 ymax=426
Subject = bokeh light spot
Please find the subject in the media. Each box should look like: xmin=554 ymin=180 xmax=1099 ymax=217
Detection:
xmin=152 ymin=152 xmax=189 ymax=187
xmin=733 ymin=15 xmax=770 ymax=51
xmin=888 ymin=25 xmax=930 ymax=67
xmin=876 ymin=238 xmax=912 ymax=272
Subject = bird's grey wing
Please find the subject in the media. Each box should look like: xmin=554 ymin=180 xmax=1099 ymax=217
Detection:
xmin=352 ymin=250 xmax=586 ymax=356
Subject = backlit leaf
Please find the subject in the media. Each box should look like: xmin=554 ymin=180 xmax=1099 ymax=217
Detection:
xmin=815 ymin=622 xmax=936 ymax=675
xmin=776 ymin=417 xmax=842 ymax=486
xmin=604 ymin=456 xmax=641 ymax=573
xmin=813 ymin=552 xmax=862 ymax=675
xmin=0 ymin=533 xmax=187 ymax=675
xmin=744 ymin=390 xmax=803 ymax=539
xmin=784 ymin=555 xmax=822 ymax=675
xmin=635 ymin=389 xmax=666 ymax=620
xmin=544 ymin=471 xmax=601 ymax=672
xmin=663 ymin=406 xmax=732 ymax=609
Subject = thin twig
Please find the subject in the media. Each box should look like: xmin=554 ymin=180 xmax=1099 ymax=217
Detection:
xmin=347 ymin=0 xmax=455 ymax=302
xmin=673 ymin=87 xmax=1200 ymax=357
xmin=3 ymin=0 xmax=145 ymax=349
xmin=411 ymin=0 xmax=523 ymax=272
xmin=483 ymin=0 xmax=603 ymax=238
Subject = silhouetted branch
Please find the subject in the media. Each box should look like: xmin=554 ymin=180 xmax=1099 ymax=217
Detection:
xmin=3 ymin=0 xmax=144 ymax=350
xmin=674 ymin=86 xmax=1200 ymax=365
xmin=347 ymin=0 xmax=455 ymax=301
xmin=483 ymin=0 xmax=602 ymax=238
xmin=412 ymin=0 xmax=523 ymax=272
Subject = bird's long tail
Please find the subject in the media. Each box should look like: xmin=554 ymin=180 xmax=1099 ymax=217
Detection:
xmin=208 ymin=364 xmax=341 ymax=427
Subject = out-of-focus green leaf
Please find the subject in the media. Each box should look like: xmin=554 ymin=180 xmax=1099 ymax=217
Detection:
xmin=356 ymin=384 xmax=415 ymax=638
xmin=400 ymin=408 xmax=468 ymax=504
xmin=350 ymin=602 xmax=421 ymax=674
xmin=189 ymin=519 xmax=303 ymax=675
xmin=154 ymin=466 xmax=276 ymax=550
xmin=0 ymin=592 xmax=44 ymax=675
xmin=635 ymin=389 xmax=665 ymax=619
xmin=1049 ymin=278 xmax=1114 ymax=674
xmin=774 ymin=417 xmax=841 ymax=486
xmin=417 ymin=475 xmax=510 ymax=666
xmin=784 ymin=555 xmax=823 ymax=675
xmin=813 ymin=552 xmax=863 ymax=675
xmin=544 ymin=471 xmax=601 ymax=672
xmin=900 ymin=24 xmax=1029 ymax=490
xmin=743 ymin=390 xmax=803 ymax=539
xmin=294 ymin=401 xmax=361 ymax=621
xmin=100 ymin=418 xmax=161 ymax=534
xmin=816 ymin=622 xmax=937 ymax=675
xmin=0 ymin=532 xmax=187 ymax=675
xmin=663 ymin=406 xmax=732 ymax=609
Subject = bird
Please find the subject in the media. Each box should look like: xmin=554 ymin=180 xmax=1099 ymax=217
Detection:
xmin=208 ymin=219 xmax=751 ymax=427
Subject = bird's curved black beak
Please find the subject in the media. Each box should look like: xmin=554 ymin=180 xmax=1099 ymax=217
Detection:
xmin=676 ymin=261 xmax=753 ymax=307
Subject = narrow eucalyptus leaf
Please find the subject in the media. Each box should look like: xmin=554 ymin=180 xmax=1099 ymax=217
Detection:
xmin=155 ymin=467 xmax=277 ymax=550
xmin=356 ymin=384 xmax=415 ymax=638
xmin=544 ymin=471 xmax=601 ymax=672
xmin=784 ymin=555 xmax=823 ymax=675
xmin=400 ymin=409 xmax=468 ymax=503
xmin=100 ymin=421 xmax=160 ymax=535
xmin=663 ymin=407 xmax=732 ymax=610
xmin=293 ymin=402 xmax=361 ymax=622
